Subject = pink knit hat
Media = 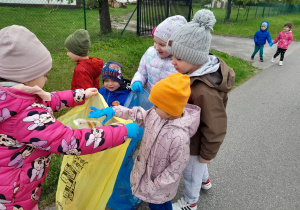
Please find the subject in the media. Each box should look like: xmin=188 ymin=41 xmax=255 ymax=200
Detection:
xmin=0 ymin=25 xmax=52 ymax=83
xmin=153 ymin=15 xmax=187 ymax=42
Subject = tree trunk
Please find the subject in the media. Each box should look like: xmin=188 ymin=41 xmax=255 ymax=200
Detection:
xmin=225 ymin=0 xmax=232 ymax=20
xmin=98 ymin=0 xmax=112 ymax=33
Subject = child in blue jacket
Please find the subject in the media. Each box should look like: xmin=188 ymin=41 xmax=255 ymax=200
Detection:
xmin=98 ymin=61 xmax=131 ymax=107
xmin=251 ymin=21 xmax=273 ymax=62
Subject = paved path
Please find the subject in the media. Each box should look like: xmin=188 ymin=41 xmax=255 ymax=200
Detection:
xmin=137 ymin=35 xmax=300 ymax=210
xmin=43 ymin=35 xmax=300 ymax=210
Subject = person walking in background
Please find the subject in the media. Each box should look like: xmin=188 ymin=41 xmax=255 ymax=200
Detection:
xmin=165 ymin=9 xmax=235 ymax=210
xmin=271 ymin=22 xmax=293 ymax=66
xmin=251 ymin=21 xmax=273 ymax=62
xmin=131 ymin=15 xmax=187 ymax=94
xmin=89 ymin=73 xmax=201 ymax=210
xmin=0 ymin=25 xmax=139 ymax=210
xmin=65 ymin=29 xmax=104 ymax=90
xmin=98 ymin=61 xmax=131 ymax=107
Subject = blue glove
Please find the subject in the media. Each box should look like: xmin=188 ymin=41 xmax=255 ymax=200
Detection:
xmin=269 ymin=42 xmax=274 ymax=47
xmin=88 ymin=106 xmax=115 ymax=124
xmin=131 ymin=81 xmax=143 ymax=93
xmin=125 ymin=122 xmax=140 ymax=139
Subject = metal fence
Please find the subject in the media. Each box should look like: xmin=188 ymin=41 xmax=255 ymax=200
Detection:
xmin=136 ymin=0 xmax=192 ymax=36
xmin=226 ymin=2 xmax=300 ymax=22
xmin=1 ymin=0 xmax=299 ymax=50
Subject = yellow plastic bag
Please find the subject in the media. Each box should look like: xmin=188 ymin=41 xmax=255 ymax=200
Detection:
xmin=56 ymin=94 xmax=132 ymax=210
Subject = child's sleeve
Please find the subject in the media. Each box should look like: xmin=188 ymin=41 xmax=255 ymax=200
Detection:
xmin=274 ymin=32 xmax=280 ymax=44
xmin=15 ymin=109 xmax=128 ymax=155
xmin=254 ymin=31 xmax=258 ymax=44
xmin=43 ymin=89 xmax=86 ymax=113
xmin=287 ymin=33 xmax=293 ymax=46
xmin=113 ymin=105 xmax=147 ymax=127
xmin=152 ymin=129 xmax=190 ymax=190
xmin=131 ymin=48 xmax=149 ymax=86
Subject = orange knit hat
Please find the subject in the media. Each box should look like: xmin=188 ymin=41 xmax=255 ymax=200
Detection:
xmin=149 ymin=73 xmax=191 ymax=116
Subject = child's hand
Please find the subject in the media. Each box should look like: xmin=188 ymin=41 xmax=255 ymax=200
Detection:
xmin=269 ymin=42 xmax=274 ymax=47
xmin=131 ymin=81 xmax=143 ymax=93
xmin=125 ymin=122 xmax=140 ymax=139
xmin=85 ymin=88 xmax=98 ymax=99
xmin=88 ymin=106 xmax=115 ymax=124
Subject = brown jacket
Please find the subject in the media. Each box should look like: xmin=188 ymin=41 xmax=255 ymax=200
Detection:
xmin=188 ymin=55 xmax=235 ymax=160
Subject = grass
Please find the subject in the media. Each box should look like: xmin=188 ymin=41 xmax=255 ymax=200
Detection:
xmin=0 ymin=4 xmax=286 ymax=209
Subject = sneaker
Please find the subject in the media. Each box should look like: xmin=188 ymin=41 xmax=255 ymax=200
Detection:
xmin=172 ymin=197 xmax=197 ymax=210
xmin=271 ymin=57 xmax=274 ymax=63
xmin=201 ymin=179 xmax=212 ymax=190
xmin=279 ymin=61 xmax=283 ymax=66
xmin=251 ymin=56 xmax=254 ymax=60
xmin=260 ymin=58 xmax=263 ymax=62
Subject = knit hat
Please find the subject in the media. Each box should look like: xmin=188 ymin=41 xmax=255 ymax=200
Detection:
xmin=101 ymin=61 xmax=123 ymax=85
xmin=65 ymin=29 xmax=91 ymax=56
xmin=0 ymin=25 xmax=52 ymax=83
xmin=154 ymin=15 xmax=187 ymax=42
xmin=166 ymin=9 xmax=216 ymax=65
xmin=261 ymin=22 xmax=268 ymax=28
xmin=149 ymin=73 xmax=191 ymax=116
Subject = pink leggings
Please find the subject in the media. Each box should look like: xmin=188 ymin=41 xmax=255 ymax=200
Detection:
xmin=32 ymin=204 xmax=39 ymax=210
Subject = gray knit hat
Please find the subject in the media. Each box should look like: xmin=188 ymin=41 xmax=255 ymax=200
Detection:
xmin=65 ymin=29 xmax=91 ymax=56
xmin=0 ymin=25 xmax=52 ymax=83
xmin=166 ymin=9 xmax=216 ymax=65
xmin=261 ymin=22 xmax=268 ymax=28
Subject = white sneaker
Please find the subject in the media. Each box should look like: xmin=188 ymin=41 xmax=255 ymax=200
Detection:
xmin=172 ymin=197 xmax=197 ymax=210
xmin=271 ymin=57 xmax=274 ymax=63
xmin=201 ymin=179 xmax=212 ymax=190
xmin=279 ymin=61 xmax=283 ymax=66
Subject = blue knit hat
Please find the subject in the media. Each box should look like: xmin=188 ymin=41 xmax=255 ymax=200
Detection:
xmin=101 ymin=61 xmax=123 ymax=85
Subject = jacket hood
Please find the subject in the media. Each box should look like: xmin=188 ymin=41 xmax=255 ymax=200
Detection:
xmin=0 ymin=86 xmax=36 ymax=123
xmin=260 ymin=21 xmax=269 ymax=31
xmin=165 ymin=103 xmax=200 ymax=137
xmin=190 ymin=55 xmax=235 ymax=93
xmin=78 ymin=57 xmax=103 ymax=78
xmin=189 ymin=55 xmax=220 ymax=78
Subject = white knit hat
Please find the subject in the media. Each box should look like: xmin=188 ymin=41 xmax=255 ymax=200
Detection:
xmin=154 ymin=15 xmax=187 ymax=42
xmin=0 ymin=25 xmax=52 ymax=83
xmin=166 ymin=9 xmax=216 ymax=65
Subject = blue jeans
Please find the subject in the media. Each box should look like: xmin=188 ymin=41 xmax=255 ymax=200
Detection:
xmin=148 ymin=201 xmax=172 ymax=210
xmin=252 ymin=45 xmax=264 ymax=58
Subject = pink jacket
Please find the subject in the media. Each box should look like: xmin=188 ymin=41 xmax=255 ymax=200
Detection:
xmin=0 ymin=85 xmax=128 ymax=210
xmin=274 ymin=30 xmax=293 ymax=49
xmin=113 ymin=104 xmax=200 ymax=204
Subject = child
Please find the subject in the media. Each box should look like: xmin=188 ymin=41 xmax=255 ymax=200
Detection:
xmin=165 ymin=10 xmax=235 ymax=210
xmin=65 ymin=29 xmax=104 ymax=90
xmin=98 ymin=61 xmax=131 ymax=107
xmin=131 ymin=15 xmax=187 ymax=93
xmin=0 ymin=25 xmax=139 ymax=210
xmin=89 ymin=73 xmax=201 ymax=210
xmin=271 ymin=22 xmax=293 ymax=66
xmin=251 ymin=21 xmax=273 ymax=62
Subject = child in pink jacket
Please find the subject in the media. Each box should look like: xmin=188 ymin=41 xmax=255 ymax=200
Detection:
xmin=271 ymin=22 xmax=293 ymax=66
xmin=0 ymin=25 xmax=139 ymax=210
xmin=89 ymin=73 xmax=201 ymax=209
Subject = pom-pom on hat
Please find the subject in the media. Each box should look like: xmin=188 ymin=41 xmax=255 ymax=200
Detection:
xmin=101 ymin=61 xmax=123 ymax=85
xmin=154 ymin=15 xmax=187 ymax=42
xmin=166 ymin=9 xmax=216 ymax=65
xmin=65 ymin=29 xmax=91 ymax=56
xmin=0 ymin=25 xmax=52 ymax=83
xmin=149 ymin=73 xmax=191 ymax=116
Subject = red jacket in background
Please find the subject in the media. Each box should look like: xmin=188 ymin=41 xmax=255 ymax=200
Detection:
xmin=71 ymin=57 xmax=104 ymax=90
